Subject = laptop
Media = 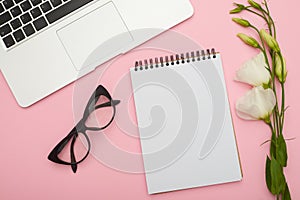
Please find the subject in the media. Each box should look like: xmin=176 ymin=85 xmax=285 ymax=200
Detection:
xmin=0 ymin=0 xmax=194 ymax=107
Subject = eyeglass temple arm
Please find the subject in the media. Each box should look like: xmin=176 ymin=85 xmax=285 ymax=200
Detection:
xmin=70 ymin=134 xmax=78 ymax=173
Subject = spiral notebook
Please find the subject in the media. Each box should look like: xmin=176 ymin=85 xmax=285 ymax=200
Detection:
xmin=130 ymin=49 xmax=242 ymax=194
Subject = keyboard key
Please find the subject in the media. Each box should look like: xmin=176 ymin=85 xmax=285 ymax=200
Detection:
xmin=0 ymin=24 xmax=12 ymax=36
xmin=40 ymin=1 xmax=51 ymax=13
xmin=33 ymin=16 xmax=47 ymax=31
xmin=0 ymin=3 xmax=4 ymax=13
xmin=20 ymin=0 xmax=31 ymax=12
xmin=30 ymin=7 xmax=41 ymax=18
xmin=21 ymin=12 xmax=33 ymax=25
xmin=3 ymin=34 xmax=15 ymax=47
xmin=0 ymin=11 xmax=12 ymax=26
xmin=23 ymin=23 xmax=34 ymax=36
xmin=10 ymin=5 xmax=21 ymax=17
xmin=3 ymin=0 xmax=14 ymax=9
xmin=50 ymin=0 xmax=61 ymax=8
xmin=30 ymin=0 xmax=41 ymax=6
xmin=14 ymin=0 xmax=24 ymax=4
xmin=46 ymin=0 xmax=93 ymax=24
xmin=20 ymin=12 xmax=31 ymax=24
xmin=13 ymin=29 xmax=25 ymax=42
xmin=10 ymin=18 xmax=21 ymax=29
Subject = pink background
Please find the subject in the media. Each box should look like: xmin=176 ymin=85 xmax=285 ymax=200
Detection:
xmin=1 ymin=0 xmax=300 ymax=199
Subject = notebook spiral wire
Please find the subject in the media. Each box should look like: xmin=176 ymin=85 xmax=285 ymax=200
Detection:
xmin=134 ymin=48 xmax=217 ymax=71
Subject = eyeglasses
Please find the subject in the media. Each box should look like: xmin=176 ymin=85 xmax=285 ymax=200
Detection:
xmin=48 ymin=85 xmax=120 ymax=173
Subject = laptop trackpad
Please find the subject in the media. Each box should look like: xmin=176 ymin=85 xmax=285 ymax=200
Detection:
xmin=57 ymin=2 xmax=133 ymax=71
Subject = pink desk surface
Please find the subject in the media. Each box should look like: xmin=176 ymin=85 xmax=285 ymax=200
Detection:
xmin=1 ymin=0 xmax=300 ymax=199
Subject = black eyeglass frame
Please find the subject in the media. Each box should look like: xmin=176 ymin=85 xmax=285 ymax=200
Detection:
xmin=48 ymin=85 xmax=120 ymax=173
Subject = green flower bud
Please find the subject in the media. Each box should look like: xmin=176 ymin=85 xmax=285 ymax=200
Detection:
xmin=275 ymin=53 xmax=287 ymax=83
xmin=248 ymin=0 xmax=262 ymax=10
xmin=232 ymin=18 xmax=251 ymax=27
xmin=237 ymin=33 xmax=261 ymax=49
xmin=260 ymin=29 xmax=280 ymax=52
xmin=230 ymin=3 xmax=245 ymax=14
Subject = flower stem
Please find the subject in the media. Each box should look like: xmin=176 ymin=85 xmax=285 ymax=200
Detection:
xmin=270 ymin=51 xmax=281 ymax=136
xmin=245 ymin=6 xmax=265 ymax=18
xmin=250 ymin=25 xmax=271 ymax=70
xmin=279 ymin=53 xmax=286 ymax=135
xmin=261 ymin=10 xmax=273 ymax=36
xmin=263 ymin=0 xmax=270 ymax=14
xmin=280 ymin=83 xmax=285 ymax=132
xmin=245 ymin=5 xmax=273 ymax=37
xmin=266 ymin=121 xmax=275 ymax=134
xmin=263 ymin=0 xmax=277 ymax=38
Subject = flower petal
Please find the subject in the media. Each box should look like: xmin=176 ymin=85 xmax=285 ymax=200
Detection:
xmin=236 ymin=86 xmax=276 ymax=120
xmin=235 ymin=52 xmax=270 ymax=86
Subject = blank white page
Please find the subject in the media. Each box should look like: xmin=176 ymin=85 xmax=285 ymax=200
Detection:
xmin=130 ymin=53 xmax=242 ymax=194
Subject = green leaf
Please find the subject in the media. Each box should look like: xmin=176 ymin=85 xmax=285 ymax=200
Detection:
xmin=265 ymin=156 xmax=272 ymax=193
xmin=282 ymin=183 xmax=291 ymax=200
xmin=270 ymin=157 xmax=286 ymax=194
xmin=270 ymin=132 xmax=276 ymax=157
xmin=276 ymin=134 xmax=288 ymax=167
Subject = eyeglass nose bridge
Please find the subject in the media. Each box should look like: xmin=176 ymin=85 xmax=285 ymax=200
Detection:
xmin=76 ymin=119 xmax=87 ymax=133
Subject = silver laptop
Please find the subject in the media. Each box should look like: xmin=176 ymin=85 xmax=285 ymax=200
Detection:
xmin=0 ymin=0 xmax=193 ymax=107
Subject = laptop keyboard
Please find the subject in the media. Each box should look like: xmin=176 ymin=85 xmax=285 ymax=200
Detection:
xmin=0 ymin=0 xmax=93 ymax=48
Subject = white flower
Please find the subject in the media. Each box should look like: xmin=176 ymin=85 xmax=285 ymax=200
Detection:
xmin=235 ymin=52 xmax=270 ymax=86
xmin=236 ymin=86 xmax=276 ymax=121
